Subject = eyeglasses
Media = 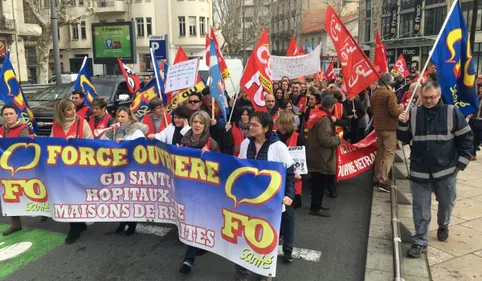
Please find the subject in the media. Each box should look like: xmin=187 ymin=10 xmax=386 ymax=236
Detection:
xmin=188 ymin=100 xmax=201 ymax=104
xmin=421 ymin=95 xmax=440 ymax=101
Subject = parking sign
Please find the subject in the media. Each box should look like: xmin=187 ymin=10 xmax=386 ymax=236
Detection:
xmin=149 ymin=35 xmax=166 ymax=59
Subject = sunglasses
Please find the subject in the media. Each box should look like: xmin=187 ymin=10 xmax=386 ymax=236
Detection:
xmin=188 ymin=100 xmax=201 ymax=104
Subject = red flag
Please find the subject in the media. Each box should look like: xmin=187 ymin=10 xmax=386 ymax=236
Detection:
xmin=336 ymin=131 xmax=378 ymax=181
xmin=286 ymin=37 xmax=298 ymax=56
xmin=374 ymin=30 xmax=389 ymax=74
xmin=173 ymin=47 xmax=189 ymax=64
xmin=117 ymin=57 xmax=140 ymax=95
xmin=299 ymin=46 xmax=306 ymax=55
xmin=325 ymin=61 xmax=337 ymax=80
xmin=325 ymin=6 xmax=380 ymax=99
xmin=205 ymin=27 xmax=230 ymax=79
xmin=240 ymin=29 xmax=272 ymax=112
xmin=391 ymin=54 xmax=410 ymax=77
xmin=314 ymin=64 xmax=325 ymax=81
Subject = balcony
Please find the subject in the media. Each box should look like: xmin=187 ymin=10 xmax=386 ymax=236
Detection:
xmin=95 ymin=0 xmax=126 ymax=13
xmin=0 ymin=17 xmax=16 ymax=34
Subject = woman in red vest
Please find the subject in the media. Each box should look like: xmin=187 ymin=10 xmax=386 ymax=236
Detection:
xmin=89 ymin=97 xmax=114 ymax=139
xmin=0 ymin=104 xmax=32 ymax=235
xmin=51 ymin=98 xmax=94 ymax=244
xmin=143 ymin=98 xmax=171 ymax=135
xmin=222 ymin=106 xmax=253 ymax=157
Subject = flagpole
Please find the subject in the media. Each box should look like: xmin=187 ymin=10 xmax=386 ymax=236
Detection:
xmin=80 ymin=56 xmax=88 ymax=71
xmin=404 ymin=0 xmax=460 ymax=112
xmin=150 ymin=47 xmax=169 ymax=126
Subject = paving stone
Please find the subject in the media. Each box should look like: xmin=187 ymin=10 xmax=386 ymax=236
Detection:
xmin=451 ymin=197 xmax=482 ymax=221
xmin=431 ymin=254 xmax=482 ymax=281
xmin=461 ymin=218 xmax=482 ymax=233
xmin=427 ymin=246 xmax=456 ymax=266
xmin=428 ymin=225 xmax=482 ymax=257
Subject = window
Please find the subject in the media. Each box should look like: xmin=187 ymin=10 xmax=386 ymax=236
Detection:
xmin=462 ymin=2 xmax=473 ymax=31
xmin=381 ymin=16 xmax=391 ymax=37
xmin=72 ymin=24 xmax=79 ymax=40
xmin=365 ymin=19 xmax=371 ymax=42
xmin=425 ymin=7 xmax=447 ymax=35
xmin=44 ymin=0 xmax=50 ymax=9
xmin=382 ymin=0 xmax=391 ymax=14
xmin=189 ymin=16 xmax=196 ymax=36
xmin=80 ymin=21 xmax=86 ymax=39
xmin=146 ymin=17 xmax=152 ymax=36
xmin=425 ymin=0 xmax=444 ymax=6
xmin=136 ymin=17 xmax=144 ymax=37
xmin=78 ymin=0 xmax=84 ymax=6
xmin=207 ymin=17 xmax=210 ymax=27
xmin=366 ymin=0 xmax=372 ymax=18
xmin=199 ymin=17 xmax=206 ymax=35
xmin=401 ymin=0 xmax=414 ymax=10
xmin=58 ymin=27 xmax=60 ymax=40
xmin=179 ymin=16 xmax=186 ymax=36
xmin=69 ymin=0 xmax=75 ymax=5
xmin=400 ymin=13 xmax=413 ymax=37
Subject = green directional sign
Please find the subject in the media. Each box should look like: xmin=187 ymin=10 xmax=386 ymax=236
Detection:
xmin=0 ymin=224 xmax=65 ymax=279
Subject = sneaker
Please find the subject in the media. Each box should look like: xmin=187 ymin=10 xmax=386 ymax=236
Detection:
xmin=179 ymin=262 xmax=192 ymax=274
xmin=284 ymin=251 xmax=293 ymax=263
xmin=309 ymin=210 xmax=331 ymax=217
xmin=321 ymin=205 xmax=330 ymax=211
xmin=437 ymin=227 xmax=449 ymax=242
xmin=407 ymin=244 xmax=428 ymax=258
xmin=377 ymin=184 xmax=390 ymax=193
xmin=471 ymin=156 xmax=477 ymax=161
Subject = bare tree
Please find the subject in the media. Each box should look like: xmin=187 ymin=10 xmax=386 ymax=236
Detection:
xmin=23 ymin=0 xmax=94 ymax=84
xmin=214 ymin=0 xmax=275 ymax=54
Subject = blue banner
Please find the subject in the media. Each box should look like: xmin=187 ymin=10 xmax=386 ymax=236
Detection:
xmin=0 ymin=138 xmax=285 ymax=277
xmin=430 ymin=0 xmax=478 ymax=116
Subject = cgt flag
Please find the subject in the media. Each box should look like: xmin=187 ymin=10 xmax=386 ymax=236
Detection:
xmin=374 ymin=30 xmax=389 ymax=74
xmin=240 ymin=29 xmax=272 ymax=112
xmin=430 ymin=0 xmax=478 ymax=116
xmin=73 ymin=57 xmax=99 ymax=107
xmin=325 ymin=61 xmax=337 ymax=80
xmin=325 ymin=5 xmax=380 ymax=99
xmin=117 ymin=57 xmax=141 ymax=95
xmin=391 ymin=54 xmax=410 ymax=77
xmin=0 ymin=51 xmax=37 ymax=132
xmin=286 ymin=36 xmax=299 ymax=56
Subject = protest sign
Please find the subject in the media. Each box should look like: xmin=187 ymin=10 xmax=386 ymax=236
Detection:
xmin=0 ymin=138 xmax=285 ymax=277
xmin=165 ymin=59 xmax=199 ymax=93
xmin=336 ymin=131 xmax=377 ymax=181
xmin=288 ymin=146 xmax=307 ymax=175
xmin=165 ymin=80 xmax=206 ymax=112
xmin=270 ymin=44 xmax=321 ymax=80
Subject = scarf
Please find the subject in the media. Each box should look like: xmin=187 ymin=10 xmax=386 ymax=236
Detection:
xmin=237 ymin=121 xmax=250 ymax=138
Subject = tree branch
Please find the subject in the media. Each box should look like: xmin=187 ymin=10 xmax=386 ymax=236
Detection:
xmin=24 ymin=0 xmax=48 ymax=28
xmin=57 ymin=0 xmax=95 ymax=26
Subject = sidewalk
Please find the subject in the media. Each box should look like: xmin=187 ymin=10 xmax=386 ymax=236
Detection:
xmin=365 ymin=148 xmax=482 ymax=281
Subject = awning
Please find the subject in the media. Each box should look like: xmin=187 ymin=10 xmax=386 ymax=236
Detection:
xmin=361 ymin=36 xmax=436 ymax=48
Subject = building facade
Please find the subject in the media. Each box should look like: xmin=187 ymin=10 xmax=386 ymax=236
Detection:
xmin=0 ymin=0 xmax=211 ymax=82
xmin=358 ymin=0 xmax=482 ymax=73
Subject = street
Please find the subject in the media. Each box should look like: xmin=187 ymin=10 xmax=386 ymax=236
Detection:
xmin=0 ymin=172 xmax=372 ymax=281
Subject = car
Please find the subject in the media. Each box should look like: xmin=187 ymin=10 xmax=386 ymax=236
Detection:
xmin=30 ymin=76 xmax=132 ymax=136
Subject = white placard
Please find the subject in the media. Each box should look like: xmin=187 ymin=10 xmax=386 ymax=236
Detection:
xmin=288 ymin=146 xmax=307 ymax=175
xmin=270 ymin=44 xmax=322 ymax=80
xmin=165 ymin=59 xmax=199 ymax=92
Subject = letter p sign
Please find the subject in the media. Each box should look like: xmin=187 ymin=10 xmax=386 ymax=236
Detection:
xmin=149 ymin=38 xmax=166 ymax=60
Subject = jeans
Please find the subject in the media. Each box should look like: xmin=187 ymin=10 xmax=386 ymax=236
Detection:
xmin=183 ymin=246 xmax=201 ymax=266
xmin=280 ymin=205 xmax=295 ymax=254
xmin=411 ymin=174 xmax=457 ymax=246
xmin=310 ymin=173 xmax=334 ymax=211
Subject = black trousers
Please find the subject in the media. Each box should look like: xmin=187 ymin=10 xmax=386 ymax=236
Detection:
xmin=310 ymin=172 xmax=334 ymax=211
xmin=472 ymin=126 xmax=480 ymax=156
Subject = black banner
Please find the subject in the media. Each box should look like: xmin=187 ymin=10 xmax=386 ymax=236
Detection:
xmin=390 ymin=0 xmax=398 ymax=36
xmin=413 ymin=0 xmax=422 ymax=35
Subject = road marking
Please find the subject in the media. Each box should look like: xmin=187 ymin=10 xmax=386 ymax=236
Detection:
xmin=277 ymin=246 xmax=322 ymax=262
xmin=136 ymin=224 xmax=172 ymax=237
xmin=0 ymin=242 xmax=33 ymax=262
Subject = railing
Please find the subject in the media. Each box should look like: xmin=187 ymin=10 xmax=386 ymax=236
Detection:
xmin=390 ymin=167 xmax=405 ymax=281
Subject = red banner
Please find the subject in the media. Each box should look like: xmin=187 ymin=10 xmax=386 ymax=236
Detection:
xmin=391 ymin=54 xmax=410 ymax=77
xmin=325 ymin=5 xmax=380 ymax=99
xmin=336 ymin=131 xmax=377 ymax=181
xmin=240 ymin=29 xmax=272 ymax=112
xmin=286 ymin=36 xmax=299 ymax=56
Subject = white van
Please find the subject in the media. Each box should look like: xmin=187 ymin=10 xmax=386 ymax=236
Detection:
xmin=197 ymin=59 xmax=244 ymax=98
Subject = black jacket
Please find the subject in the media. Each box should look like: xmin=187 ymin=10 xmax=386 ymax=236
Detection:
xmin=245 ymin=132 xmax=296 ymax=200
xmin=397 ymin=101 xmax=473 ymax=181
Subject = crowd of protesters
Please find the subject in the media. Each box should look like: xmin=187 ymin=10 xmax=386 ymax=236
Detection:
xmin=1 ymin=67 xmax=482 ymax=280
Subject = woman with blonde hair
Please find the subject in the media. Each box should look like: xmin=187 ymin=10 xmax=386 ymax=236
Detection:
xmin=51 ymin=98 xmax=93 ymax=244
xmin=179 ymin=110 xmax=220 ymax=275
xmin=102 ymin=106 xmax=148 ymax=235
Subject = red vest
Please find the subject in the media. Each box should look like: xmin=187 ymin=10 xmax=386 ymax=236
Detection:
xmin=0 ymin=124 xmax=30 ymax=138
xmin=143 ymin=113 xmax=171 ymax=135
xmin=231 ymin=123 xmax=246 ymax=157
xmin=286 ymin=132 xmax=302 ymax=195
xmin=52 ymin=118 xmax=84 ymax=138
xmin=77 ymin=106 xmax=90 ymax=121
xmin=89 ymin=113 xmax=112 ymax=139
